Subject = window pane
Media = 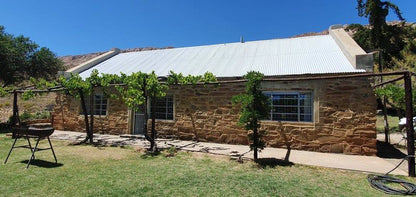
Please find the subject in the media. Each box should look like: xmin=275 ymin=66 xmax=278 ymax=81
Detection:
xmin=82 ymin=94 xmax=107 ymax=115
xmin=300 ymin=114 xmax=312 ymax=121
xmin=265 ymin=92 xmax=313 ymax=122
xmin=150 ymin=96 xmax=174 ymax=120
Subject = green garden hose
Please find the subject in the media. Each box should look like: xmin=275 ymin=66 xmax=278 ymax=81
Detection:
xmin=368 ymin=155 xmax=416 ymax=195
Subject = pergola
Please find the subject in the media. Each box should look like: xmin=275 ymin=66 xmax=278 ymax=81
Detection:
xmin=7 ymin=71 xmax=416 ymax=176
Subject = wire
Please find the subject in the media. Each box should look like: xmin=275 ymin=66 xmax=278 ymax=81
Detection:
xmin=368 ymin=155 xmax=416 ymax=195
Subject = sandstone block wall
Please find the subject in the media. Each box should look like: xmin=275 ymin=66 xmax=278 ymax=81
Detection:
xmin=53 ymin=91 xmax=129 ymax=135
xmin=53 ymin=77 xmax=377 ymax=155
xmin=155 ymin=77 xmax=377 ymax=155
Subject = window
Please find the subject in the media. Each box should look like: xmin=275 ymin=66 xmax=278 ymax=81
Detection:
xmin=82 ymin=94 xmax=108 ymax=116
xmin=264 ymin=92 xmax=313 ymax=122
xmin=150 ymin=96 xmax=174 ymax=120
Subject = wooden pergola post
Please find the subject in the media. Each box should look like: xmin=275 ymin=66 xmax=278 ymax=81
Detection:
xmin=404 ymin=71 xmax=415 ymax=177
xmin=12 ymin=91 xmax=20 ymax=127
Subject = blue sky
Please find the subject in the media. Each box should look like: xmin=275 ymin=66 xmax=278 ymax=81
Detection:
xmin=1 ymin=0 xmax=415 ymax=56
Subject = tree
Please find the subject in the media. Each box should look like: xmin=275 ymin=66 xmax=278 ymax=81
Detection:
xmin=0 ymin=26 xmax=63 ymax=87
xmin=232 ymin=71 xmax=270 ymax=160
xmin=357 ymin=0 xmax=404 ymax=49
xmin=59 ymin=73 xmax=94 ymax=143
xmin=347 ymin=0 xmax=406 ymax=69
xmin=115 ymin=71 xmax=168 ymax=152
xmin=393 ymin=38 xmax=416 ymax=72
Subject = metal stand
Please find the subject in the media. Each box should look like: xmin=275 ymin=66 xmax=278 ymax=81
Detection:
xmin=4 ymin=136 xmax=57 ymax=169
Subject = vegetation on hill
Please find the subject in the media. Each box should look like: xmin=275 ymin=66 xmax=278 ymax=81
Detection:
xmin=346 ymin=1 xmax=416 ymax=119
xmin=347 ymin=0 xmax=415 ymax=71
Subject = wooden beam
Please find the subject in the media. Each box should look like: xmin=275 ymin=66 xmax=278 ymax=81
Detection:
xmin=372 ymin=76 xmax=405 ymax=88
xmin=12 ymin=91 xmax=20 ymax=127
xmin=404 ymin=71 xmax=415 ymax=177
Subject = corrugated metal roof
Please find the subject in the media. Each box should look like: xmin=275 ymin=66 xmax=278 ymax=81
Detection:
xmin=78 ymin=35 xmax=365 ymax=79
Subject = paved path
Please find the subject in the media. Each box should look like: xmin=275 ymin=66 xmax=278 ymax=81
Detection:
xmin=51 ymin=130 xmax=409 ymax=176
xmin=377 ymin=132 xmax=406 ymax=146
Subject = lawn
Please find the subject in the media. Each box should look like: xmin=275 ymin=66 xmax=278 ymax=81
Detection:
xmin=376 ymin=114 xmax=400 ymax=133
xmin=0 ymin=134 xmax=409 ymax=196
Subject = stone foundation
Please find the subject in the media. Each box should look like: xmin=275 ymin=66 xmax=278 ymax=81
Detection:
xmin=53 ymin=77 xmax=377 ymax=155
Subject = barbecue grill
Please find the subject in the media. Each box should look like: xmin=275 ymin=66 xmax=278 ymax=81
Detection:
xmin=4 ymin=124 xmax=57 ymax=168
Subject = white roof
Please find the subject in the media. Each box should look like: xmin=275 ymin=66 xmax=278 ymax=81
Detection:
xmin=78 ymin=35 xmax=365 ymax=79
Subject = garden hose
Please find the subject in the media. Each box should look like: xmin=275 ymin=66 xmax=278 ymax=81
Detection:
xmin=368 ymin=155 xmax=416 ymax=195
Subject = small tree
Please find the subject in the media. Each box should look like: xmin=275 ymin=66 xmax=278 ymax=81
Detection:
xmin=232 ymin=71 xmax=270 ymax=160
xmin=59 ymin=73 xmax=94 ymax=143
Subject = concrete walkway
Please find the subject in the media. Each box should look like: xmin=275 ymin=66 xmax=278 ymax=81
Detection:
xmin=51 ymin=130 xmax=409 ymax=176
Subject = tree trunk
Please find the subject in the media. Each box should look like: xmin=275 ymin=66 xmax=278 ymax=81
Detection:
xmin=89 ymin=90 xmax=94 ymax=143
xmin=141 ymin=79 xmax=155 ymax=152
xmin=150 ymin=92 xmax=157 ymax=152
xmin=382 ymin=96 xmax=390 ymax=143
xmin=253 ymin=127 xmax=258 ymax=161
xmin=284 ymin=147 xmax=291 ymax=162
xmin=277 ymin=121 xmax=292 ymax=162
xmin=79 ymin=90 xmax=90 ymax=143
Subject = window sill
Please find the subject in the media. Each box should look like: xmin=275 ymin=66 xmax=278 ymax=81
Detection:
xmin=260 ymin=120 xmax=314 ymax=125
xmin=153 ymin=119 xmax=175 ymax=123
xmin=78 ymin=115 xmax=108 ymax=118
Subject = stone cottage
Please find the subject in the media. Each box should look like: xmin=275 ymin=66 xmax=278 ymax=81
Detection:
xmin=54 ymin=25 xmax=377 ymax=155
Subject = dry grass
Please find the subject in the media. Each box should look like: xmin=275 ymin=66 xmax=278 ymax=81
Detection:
xmin=376 ymin=114 xmax=400 ymax=133
xmin=0 ymin=93 xmax=56 ymax=123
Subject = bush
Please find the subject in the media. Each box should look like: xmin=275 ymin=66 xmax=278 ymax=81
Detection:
xmin=20 ymin=111 xmax=32 ymax=121
xmin=34 ymin=111 xmax=50 ymax=119
xmin=9 ymin=111 xmax=51 ymax=122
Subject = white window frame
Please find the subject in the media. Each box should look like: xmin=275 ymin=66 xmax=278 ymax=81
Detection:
xmin=263 ymin=91 xmax=313 ymax=122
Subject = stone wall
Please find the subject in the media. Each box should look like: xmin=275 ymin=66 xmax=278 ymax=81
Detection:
xmin=53 ymin=77 xmax=377 ymax=155
xmin=155 ymin=77 xmax=377 ymax=155
xmin=53 ymin=91 xmax=129 ymax=135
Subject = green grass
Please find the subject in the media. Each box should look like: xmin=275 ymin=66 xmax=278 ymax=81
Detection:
xmin=0 ymin=134 xmax=411 ymax=196
xmin=376 ymin=114 xmax=400 ymax=133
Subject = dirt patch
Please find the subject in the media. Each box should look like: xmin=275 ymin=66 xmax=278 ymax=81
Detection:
xmin=0 ymin=93 xmax=56 ymax=123
xmin=62 ymin=144 xmax=132 ymax=161
xmin=189 ymin=151 xmax=231 ymax=162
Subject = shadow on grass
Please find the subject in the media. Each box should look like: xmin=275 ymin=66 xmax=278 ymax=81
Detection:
xmin=68 ymin=140 xmax=130 ymax=150
xmin=140 ymin=151 xmax=161 ymax=159
xmin=376 ymin=140 xmax=406 ymax=159
xmin=255 ymin=158 xmax=294 ymax=168
xmin=0 ymin=128 xmax=11 ymax=134
xmin=20 ymin=160 xmax=63 ymax=168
